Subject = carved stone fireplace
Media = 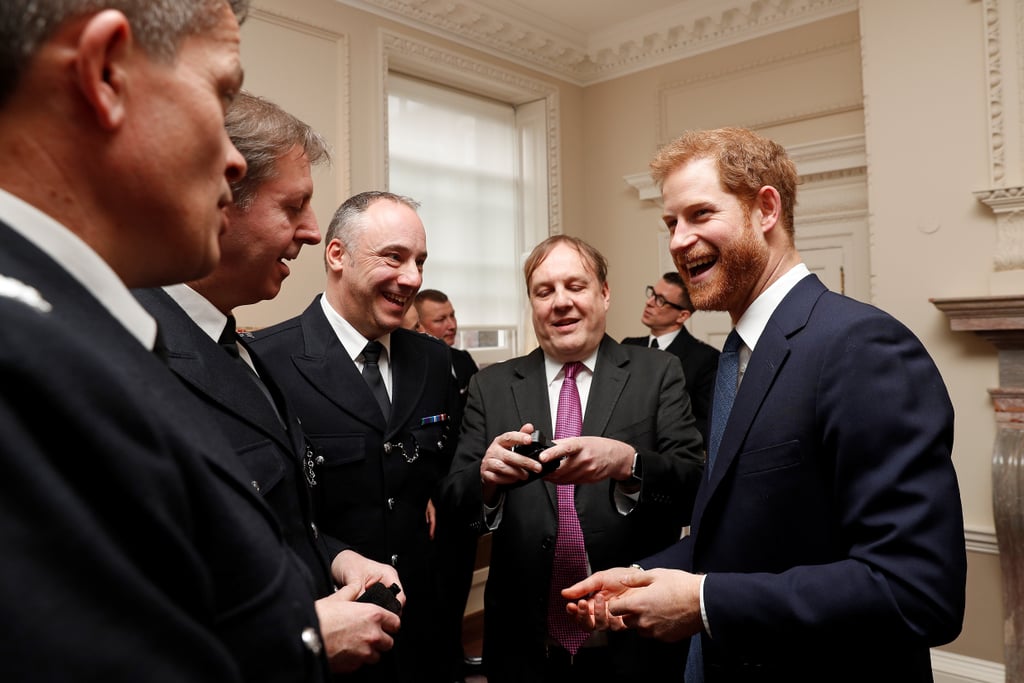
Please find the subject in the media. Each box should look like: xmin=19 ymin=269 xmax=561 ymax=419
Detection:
xmin=932 ymin=295 xmax=1024 ymax=681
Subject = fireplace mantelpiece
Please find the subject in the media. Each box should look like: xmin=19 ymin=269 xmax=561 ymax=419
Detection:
xmin=932 ymin=295 xmax=1024 ymax=681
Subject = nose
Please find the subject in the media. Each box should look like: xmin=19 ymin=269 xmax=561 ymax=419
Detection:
xmin=225 ymin=140 xmax=247 ymax=185
xmin=297 ymin=209 xmax=322 ymax=246
xmin=397 ymin=259 xmax=422 ymax=290
xmin=668 ymin=222 xmax=697 ymax=255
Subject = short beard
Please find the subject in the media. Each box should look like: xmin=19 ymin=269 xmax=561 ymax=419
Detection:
xmin=683 ymin=224 xmax=768 ymax=313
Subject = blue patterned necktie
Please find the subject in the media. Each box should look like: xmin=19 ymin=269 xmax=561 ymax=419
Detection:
xmin=707 ymin=330 xmax=742 ymax=476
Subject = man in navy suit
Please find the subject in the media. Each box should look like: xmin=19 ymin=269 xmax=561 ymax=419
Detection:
xmin=251 ymin=191 xmax=461 ymax=683
xmin=566 ymin=127 xmax=966 ymax=682
xmin=134 ymin=91 xmax=403 ymax=674
xmin=0 ymin=2 xmax=334 ymax=681
xmin=621 ymin=271 xmax=719 ymax=445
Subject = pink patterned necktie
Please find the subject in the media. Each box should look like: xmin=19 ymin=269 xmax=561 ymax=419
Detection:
xmin=547 ymin=361 xmax=591 ymax=654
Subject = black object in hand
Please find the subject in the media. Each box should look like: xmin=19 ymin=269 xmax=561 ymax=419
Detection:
xmin=357 ymin=582 xmax=402 ymax=614
xmin=505 ymin=430 xmax=561 ymax=489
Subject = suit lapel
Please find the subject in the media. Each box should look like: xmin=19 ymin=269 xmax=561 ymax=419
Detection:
xmin=137 ymin=288 xmax=293 ymax=452
xmin=581 ymin=336 xmax=628 ymax=437
xmin=691 ymin=275 xmax=826 ymax=535
xmin=509 ymin=350 xmax=558 ymax=510
xmin=388 ymin=330 xmax=427 ymax=439
xmin=291 ymin=301 xmax=386 ymax=431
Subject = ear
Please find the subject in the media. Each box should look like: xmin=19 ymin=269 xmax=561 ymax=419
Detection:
xmin=325 ymin=238 xmax=346 ymax=274
xmin=754 ymin=185 xmax=782 ymax=235
xmin=74 ymin=10 xmax=132 ymax=131
xmin=601 ymin=281 xmax=611 ymax=311
xmin=675 ymin=309 xmax=692 ymax=326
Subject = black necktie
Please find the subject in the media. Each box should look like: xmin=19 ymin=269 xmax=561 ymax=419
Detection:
xmin=361 ymin=340 xmax=390 ymax=421
xmin=650 ymin=337 xmax=659 ymax=349
xmin=218 ymin=315 xmax=242 ymax=358
xmin=219 ymin=316 xmax=285 ymax=428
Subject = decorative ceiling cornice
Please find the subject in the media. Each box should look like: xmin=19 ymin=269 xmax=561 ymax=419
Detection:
xmin=337 ymin=0 xmax=858 ymax=85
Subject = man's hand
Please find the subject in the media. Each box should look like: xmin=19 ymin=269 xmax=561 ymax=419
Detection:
xmin=541 ymin=436 xmax=633 ymax=485
xmin=425 ymin=499 xmax=437 ymax=539
xmin=563 ymin=567 xmax=703 ymax=642
xmin=315 ymin=583 xmax=401 ymax=673
xmin=332 ymin=549 xmax=404 ymax=607
xmin=479 ymin=423 xmax=541 ymax=502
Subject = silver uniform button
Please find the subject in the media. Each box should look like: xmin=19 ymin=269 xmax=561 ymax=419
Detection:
xmin=387 ymin=497 xmax=396 ymax=510
xmin=383 ymin=442 xmax=392 ymax=454
xmin=390 ymin=554 xmax=399 ymax=567
xmin=301 ymin=627 xmax=323 ymax=655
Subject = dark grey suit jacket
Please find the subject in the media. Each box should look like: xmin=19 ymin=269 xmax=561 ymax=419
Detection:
xmin=0 ymin=221 xmax=326 ymax=682
xmin=441 ymin=335 xmax=704 ymax=682
xmin=644 ymin=275 xmax=966 ymax=682
xmin=622 ymin=326 xmax=719 ymax=446
xmin=133 ymin=286 xmax=343 ymax=597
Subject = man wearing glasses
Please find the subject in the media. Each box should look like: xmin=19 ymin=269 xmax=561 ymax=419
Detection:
xmin=622 ymin=271 xmax=720 ymax=446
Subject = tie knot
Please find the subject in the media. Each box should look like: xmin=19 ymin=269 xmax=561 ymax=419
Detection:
xmin=362 ymin=340 xmax=383 ymax=365
xmin=219 ymin=316 xmax=239 ymax=356
xmin=723 ymin=329 xmax=742 ymax=354
xmin=562 ymin=361 xmax=583 ymax=381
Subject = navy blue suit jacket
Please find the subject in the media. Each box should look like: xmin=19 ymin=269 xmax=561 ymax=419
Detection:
xmin=133 ymin=286 xmax=343 ymax=597
xmin=251 ymin=296 xmax=461 ymax=683
xmin=644 ymin=275 xmax=966 ymax=682
xmin=0 ymin=221 xmax=326 ymax=682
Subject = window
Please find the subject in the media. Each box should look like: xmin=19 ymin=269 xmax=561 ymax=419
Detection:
xmin=387 ymin=72 xmax=549 ymax=363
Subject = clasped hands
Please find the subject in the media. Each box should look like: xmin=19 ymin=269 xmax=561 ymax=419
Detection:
xmin=480 ymin=423 xmax=633 ymax=501
xmin=314 ymin=549 xmax=404 ymax=673
xmin=560 ymin=566 xmax=705 ymax=643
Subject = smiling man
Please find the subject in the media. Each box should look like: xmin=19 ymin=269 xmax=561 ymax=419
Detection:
xmin=564 ymin=127 xmax=966 ymax=683
xmin=252 ymin=191 xmax=461 ymax=683
xmin=0 ymin=2 xmax=341 ymax=681
xmin=440 ymin=235 xmax=704 ymax=682
xmin=134 ymin=92 xmax=406 ymax=675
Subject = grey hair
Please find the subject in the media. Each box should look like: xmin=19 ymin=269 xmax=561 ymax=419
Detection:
xmin=0 ymin=0 xmax=249 ymax=107
xmin=325 ymin=191 xmax=421 ymax=253
xmin=225 ymin=91 xmax=331 ymax=211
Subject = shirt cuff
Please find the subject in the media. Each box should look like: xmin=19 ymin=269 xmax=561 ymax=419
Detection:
xmin=699 ymin=573 xmax=712 ymax=637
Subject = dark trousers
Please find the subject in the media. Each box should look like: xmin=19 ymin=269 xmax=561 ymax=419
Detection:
xmin=541 ymin=644 xmax=625 ymax=683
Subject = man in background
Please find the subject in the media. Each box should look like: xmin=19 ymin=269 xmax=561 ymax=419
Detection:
xmin=134 ymin=91 xmax=402 ymax=674
xmin=413 ymin=287 xmax=481 ymax=680
xmin=565 ymin=127 xmax=966 ymax=682
xmin=441 ymin=235 xmax=704 ymax=682
xmin=0 ymin=1 xmax=331 ymax=680
xmin=621 ymin=272 xmax=719 ymax=445
xmin=252 ymin=191 xmax=461 ymax=683
xmin=415 ymin=288 xmax=479 ymax=404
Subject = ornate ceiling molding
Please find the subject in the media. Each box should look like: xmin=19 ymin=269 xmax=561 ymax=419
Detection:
xmin=338 ymin=0 xmax=858 ymax=85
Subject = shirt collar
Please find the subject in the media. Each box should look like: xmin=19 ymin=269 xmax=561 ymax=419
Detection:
xmin=163 ymin=283 xmax=228 ymax=343
xmin=543 ymin=347 xmax=599 ymax=386
xmin=0 ymin=188 xmax=157 ymax=350
xmin=319 ymin=293 xmax=392 ymax=361
xmin=653 ymin=327 xmax=681 ymax=348
xmin=734 ymin=263 xmax=811 ymax=350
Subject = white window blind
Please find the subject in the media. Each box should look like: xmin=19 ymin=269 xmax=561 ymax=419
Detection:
xmin=388 ymin=74 xmax=520 ymax=336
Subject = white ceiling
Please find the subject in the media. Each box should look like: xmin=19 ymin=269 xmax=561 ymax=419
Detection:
xmin=338 ymin=0 xmax=858 ymax=85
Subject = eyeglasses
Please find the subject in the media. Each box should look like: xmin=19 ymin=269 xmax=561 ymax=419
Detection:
xmin=645 ymin=285 xmax=685 ymax=311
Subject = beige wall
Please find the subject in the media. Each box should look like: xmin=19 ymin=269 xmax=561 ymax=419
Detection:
xmin=239 ymin=0 xmax=1005 ymax=668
